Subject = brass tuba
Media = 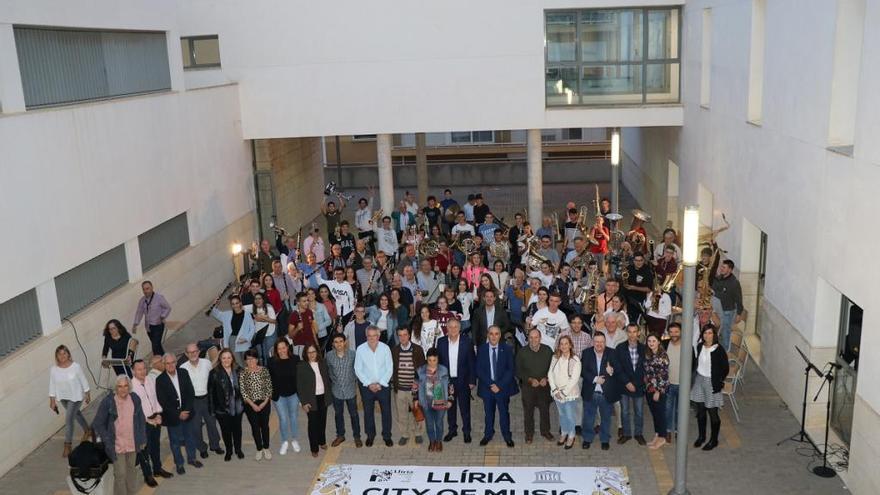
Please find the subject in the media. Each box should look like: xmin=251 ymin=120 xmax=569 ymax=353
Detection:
xmin=451 ymin=237 xmax=476 ymax=256
xmin=524 ymin=241 xmax=550 ymax=271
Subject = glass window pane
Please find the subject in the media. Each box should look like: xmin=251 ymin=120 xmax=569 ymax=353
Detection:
xmin=472 ymin=131 xmax=494 ymax=143
xmin=546 ymin=13 xmax=577 ymax=62
xmin=580 ymin=10 xmax=642 ymax=62
xmin=580 ymin=65 xmax=643 ymax=104
xmin=546 ymin=67 xmax=579 ymax=106
xmin=450 ymin=132 xmax=471 ymax=143
xmin=180 ymin=39 xmax=192 ymax=67
xmin=646 ymin=62 xmax=680 ymax=102
xmin=648 ymin=9 xmax=679 ymax=60
xmin=192 ymin=37 xmax=220 ymax=66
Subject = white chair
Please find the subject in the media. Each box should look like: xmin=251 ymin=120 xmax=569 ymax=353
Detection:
xmin=723 ymin=358 xmax=742 ymax=422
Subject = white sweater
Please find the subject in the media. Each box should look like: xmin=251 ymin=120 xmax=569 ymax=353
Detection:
xmin=49 ymin=363 xmax=90 ymax=402
xmin=547 ymin=355 xmax=581 ymax=402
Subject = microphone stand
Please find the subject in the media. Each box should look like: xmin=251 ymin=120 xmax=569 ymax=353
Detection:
xmin=777 ymin=345 xmax=823 ymax=453
xmin=812 ymin=363 xmax=838 ymax=478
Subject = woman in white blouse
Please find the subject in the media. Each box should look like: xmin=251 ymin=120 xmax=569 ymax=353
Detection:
xmin=488 ymin=260 xmax=510 ymax=298
xmin=49 ymin=345 xmax=91 ymax=457
xmin=249 ymin=292 xmax=277 ymax=366
xmin=455 ymin=280 xmax=474 ymax=335
xmin=412 ymin=305 xmax=440 ymax=354
xmin=547 ymin=336 xmax=581 ymax=449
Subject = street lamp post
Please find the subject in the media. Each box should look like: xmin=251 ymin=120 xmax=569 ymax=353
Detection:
xmin=669 ymin=205 xmax=700 ymax=495
xmin=610 ymin=129 xmax=620 ymax=215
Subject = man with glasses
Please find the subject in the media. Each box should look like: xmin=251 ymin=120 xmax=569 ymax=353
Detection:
xmin=156 ymin=353 xmax=202 ymax=474
xmin=354 ymin=326 xmax=394 ymax=447
xmin=180 ymin=343 xmax=222 ymax=458
xmin=476 ymin=325 xmax=518 ymax=448
xmin=132 ymin=281 xmax=172 ymax=356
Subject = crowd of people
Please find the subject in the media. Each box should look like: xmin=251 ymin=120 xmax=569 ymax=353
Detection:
xmin=48 ymin=186 xmax=746 ymax=494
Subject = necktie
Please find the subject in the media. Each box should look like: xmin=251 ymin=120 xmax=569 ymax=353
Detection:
xmin=491 ymin=347 xmax=498 ymax=382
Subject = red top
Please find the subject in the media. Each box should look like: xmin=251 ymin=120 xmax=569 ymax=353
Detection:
xmin=431 ymin=252 xmax=451 ymax=274
xmin=588 ymin=226 xmax=610 ymax=254
xmin=288 ymin=309 xmax=317 ymax=346
xmin=264 ymin=288 xmax=283 ymax=313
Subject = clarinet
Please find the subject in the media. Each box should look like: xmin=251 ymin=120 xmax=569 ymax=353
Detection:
xmin=204 ymin=282 xmax=233 ymax=316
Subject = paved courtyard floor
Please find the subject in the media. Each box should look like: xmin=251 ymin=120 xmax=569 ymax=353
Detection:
xmin=0 ymin=183 xmax=851 ymax=495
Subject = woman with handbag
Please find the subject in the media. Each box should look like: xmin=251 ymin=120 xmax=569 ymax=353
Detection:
xmin=297 ymin=344 xmax=332 ymax=457
xmin=414 ymin=348 xmax=451 ymax=452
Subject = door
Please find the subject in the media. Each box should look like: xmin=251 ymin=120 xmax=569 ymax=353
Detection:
xmin=830 ymin=296 xmax=861 ymax=446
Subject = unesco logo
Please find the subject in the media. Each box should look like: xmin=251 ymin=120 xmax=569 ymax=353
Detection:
xmin=370 ymin=469 xmax=414 ymax=482
xmin=533 ymin=470 xmax=564 ymax=483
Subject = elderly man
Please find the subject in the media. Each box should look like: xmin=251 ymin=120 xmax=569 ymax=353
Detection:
xmin=476 ymin=325 xmax=518 ymax=448
xmin=437 ymin=319 xmax=476 ymax=444
xmin=356 ymin=256 xmax=385 ymax=304
xmin=132 ymin=281 xmax=172 ymax=356
xmin=92 ymin=375 xmax=146 ymax=495
xmin=580 ymin=332 xmax=620 ymax=450
xmin=603 ymin=312 xmax=627 ymax=349
xmin=131 ymin=360 xmax=173 ymax=487
xmin=354 ymin=326 xmax=394 ymax=447
xmin=515 ymin=329 xmax=554 ymax=444
xmin=156 ymin=353 xmax=202 ymax=474
xmin=180 ymin=343 xmax=222 ymax=458
xmin=416 ymin=258 xmax=442 ymax=305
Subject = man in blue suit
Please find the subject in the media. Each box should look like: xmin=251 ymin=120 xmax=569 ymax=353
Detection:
xmin=476 ymin=325 xmax=519 ymax=447
xmin=580 ymin=332 xmax=620 ymax=450
xmin=615 ymin=323 xmax=647 ymax=445
xmin=437 ymin=319 xmax=476 ymax=444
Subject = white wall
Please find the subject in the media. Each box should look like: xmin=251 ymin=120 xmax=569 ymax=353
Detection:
xmin=175 ymin=0 xmax=684 ymax=139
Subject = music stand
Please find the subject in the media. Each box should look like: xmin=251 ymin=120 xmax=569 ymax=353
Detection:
xmin=776 ymin=346 xmax=823 ymax=452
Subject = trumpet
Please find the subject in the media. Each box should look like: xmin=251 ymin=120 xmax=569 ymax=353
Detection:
xmin=661 ymin=264 xmax=684 ymax=293
xmin=370 ymin=209 xmax=384 ymax=226
xmin=323 ymin=181 xmax=353 ymax=201
xmin=269 ymin=219 xmax=289 ymax=238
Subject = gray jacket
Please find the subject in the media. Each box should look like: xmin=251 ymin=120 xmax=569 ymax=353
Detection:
xmin=92 ymin=393 xmax=147 ymax=461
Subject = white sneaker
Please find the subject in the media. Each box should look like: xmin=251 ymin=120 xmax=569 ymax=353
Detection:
xmin=263 ymin=449 xmax=272 ymax=460
xmin=255 ymin=449 xmax=263 ymax=461
xmin=290 ymin=440 xmax=301 ymax=453
xmin=279 ymin=441 xmax=289 ymax=456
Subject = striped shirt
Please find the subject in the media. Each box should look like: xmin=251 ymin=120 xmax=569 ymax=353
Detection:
xmin=326 ymin=349 xmax=358 ymax=400
xmin=396 ymin=347 xmax=416 ymax=390
xmin=558 ymin=328 xmax=592 ymax=357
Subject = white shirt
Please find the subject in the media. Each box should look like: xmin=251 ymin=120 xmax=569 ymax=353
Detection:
xmin=604 ymin=328 xmax=627 ymax=349
xmin=405 ymin=200 xmax=419 ymax=216
xmin=452 ymin=223 xmax=475 ymax=237
xmin=462 ymin=203 xmax=475 ymax=222
xmin=528 ymin=270 xmax=554 ymax=288
xmin=48 ymin=363 xmax=90 ymax=402
xmin=697 ymin=345 xmax=717 ymax=377
xmin=415 ymin=320 xmax=440 ymax=352
xmin=448 ymin=337 xmax=460 ymax=378
xmin=180 ymin=358 xmax=212 ymax=397
xmin=168 ymin=372 xmax=182 ymax=406
xmin=316 ymin=276 xmax=356 ymax=317
xmin=644 ymin=292 xmax=673 ymax=319
xmin=377 ymin=309 xmax=389 ymax=331
xmin=246 ymin=304 xmax=278 ymax=337
xmin=376 ymin=227 xmax=399 ymax=255
xmin=532 ymin=307 xmax=570 ymax=348
xmin=655 ymin=242 xmax=682 ymax=261
xmin=456 ymin=292 xmax=473 ymax=321
xmin=355 ymin=202 xmax=373 ymax=232
xmin=593 ymin=351 xmax=605 ymax=392
xmin=311 ymin=361 xmax=325 ymax=395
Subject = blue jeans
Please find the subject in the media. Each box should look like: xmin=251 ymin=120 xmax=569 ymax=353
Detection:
xmin=258 ymin=333 xmax=277 ymax=367
xmin=720 ymin=310 xmax=736 ymax=350
xmin=333 ymin=396 xmax=361 ymax=439
xmin=360 ymin=385 xmax=392 ymax=441
xmin=555 ymin=400 xmax=578 ymax=437
xmin=620 ymin=394 xmax=644 ymax=437
xmin=665 ymin=384 xmax=679 ymax=434
xmin=167 ymin=421 xmax=199 ymax=467
xmin=424 ymin=406 xmax=446 ymax=442
xmin=274 ymin=393 xmax=300 ymax=442
xmin=582 ymin=392 xmax=614 ymax=443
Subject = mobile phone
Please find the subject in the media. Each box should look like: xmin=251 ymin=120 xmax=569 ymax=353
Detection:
xmin=52 ymin=406 xmax=59 ymax=415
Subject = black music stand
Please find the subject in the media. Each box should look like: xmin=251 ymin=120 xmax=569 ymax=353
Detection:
xmin=776 ymin=346 xmax=823 ymax=452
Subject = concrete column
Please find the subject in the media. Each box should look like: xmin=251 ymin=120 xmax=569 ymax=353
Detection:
xmin=415 ymin=132 xmax=428 ymax=205
xmin=0 ymin=23 xmax=26 ymax=114
xmin=124 ymin=238 xmax=144 ymax=282
xmin=526 ymin=129 xmax=543 ymax=227
xmin=377 ymin=133 xmax=394 ymax=215
xmin=165 ymin=30 xmax=186 ymax=92
xmin=35 ymin=279 xmax=62 ymax=335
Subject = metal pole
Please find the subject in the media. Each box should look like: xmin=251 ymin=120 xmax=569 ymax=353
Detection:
xmin=670 ymin=261 xmax=697 ymax=495
xmin=335 ymin=135 xmax=343 ymax=187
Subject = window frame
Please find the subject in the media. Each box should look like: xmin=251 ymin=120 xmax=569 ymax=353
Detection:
xmin=544 ymin=7 xmax=682 ymax=107
xmin=181 ymin=35 xmax=221 ymax=70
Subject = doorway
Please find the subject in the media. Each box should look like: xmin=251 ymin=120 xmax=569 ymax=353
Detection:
xmin=831 ymin=296 xmax=862 ymax=446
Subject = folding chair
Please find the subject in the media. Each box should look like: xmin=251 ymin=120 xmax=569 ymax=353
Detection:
xmin=723 ymin=358 xmax=742 ymax=422
xmin=734 ymin=343 xmax=750 ymax=386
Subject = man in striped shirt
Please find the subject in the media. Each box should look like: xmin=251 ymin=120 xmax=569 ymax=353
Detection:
xmin=391 ymin=327 xmax=426 ymax=446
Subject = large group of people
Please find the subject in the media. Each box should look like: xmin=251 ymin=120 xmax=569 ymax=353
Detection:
xmin=49 ymin=186 xmax=746 ymax=493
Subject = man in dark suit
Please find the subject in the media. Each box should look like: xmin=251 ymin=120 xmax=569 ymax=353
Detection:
xmin=580 ymin=332 xmax=620 ymax=450
xmin=476 ymin=325 xmax=518 ymax=447
xmin=614 ymin=323 xmax=647 ymax=445
xmin=470 ymin=290 xmax=511 ymax=345
xmin=437 ymin=319 xmax=476 ymax=444
xmin=156 ymin=353 xmax=202 ymax=474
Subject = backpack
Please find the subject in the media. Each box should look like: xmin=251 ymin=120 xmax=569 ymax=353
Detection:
xmin=68 ymin=440 xmax=109 ymax=493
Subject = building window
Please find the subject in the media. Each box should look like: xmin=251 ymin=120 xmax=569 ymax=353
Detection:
xmin=545 ymin=7 xmax=681 ymax=106
xmin=351 ymin=134 xmax=377 ymax=141
xmin=55 ymin=245 xmax=128 ymax=319
xmin=13 ymin=27 xmax=171 ymax=109
xmin=181 ymin=35 xmax=221 ymax=69
xmin=831 ymin=296 xmax=862 ymax=446
xmin=700 ymin=9 xmax=712 ymax=107
xmin=747 ymin=0 xmax=766 ymax=123
xmin=139 ymin=213 xmax=190 ymax=272
xmin=826 ymin=0 xmax=865 ymax=156
xmin=451 ymin=131 xmax=494 ymax=144
xmin=562 ymin=128 xmax=583 ymax=140
xmin=0 ymin=289 xmax=42 ymax=359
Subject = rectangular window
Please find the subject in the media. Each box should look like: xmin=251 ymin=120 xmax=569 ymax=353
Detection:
xmin=450 ymin=132 xmax=494 ymax=144
xmin=700 ymin=9 xmax=712 ymax=107
xmin=545 ymin=7 xmax=681 ymax=106
xmin=747 ymin=0 xmax=766 ymax=123
xmin=181 ymin=35 xmax=221 ymax=69
xmin=55 ymin=245 xmax=128 ymax=319
xmin=351 ymin=134 xmax=377 ymax=141
xmin=831 ymin=296 xmax=861 ymax=446
xmin=827 ymin=0 xmax=866 ymax=156
xmin=14 ymin=27 xmax=171 ymax=109
xmin=138 ymin=213 xmax=190 ymax=272
xmin=0 ymin=289 xmax=42 ymax=359
xmin=562 ymin=128 xmax=583 ymax=140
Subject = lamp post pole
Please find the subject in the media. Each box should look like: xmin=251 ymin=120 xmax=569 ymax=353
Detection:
xmin=670 ymin=205 xmax=700 ymax=495
xmin=610 ymin=128 xmax=620 ymax=215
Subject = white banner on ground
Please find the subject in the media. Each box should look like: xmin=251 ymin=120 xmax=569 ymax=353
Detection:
xmin=312 ymin=464 xmax=631 ymax=495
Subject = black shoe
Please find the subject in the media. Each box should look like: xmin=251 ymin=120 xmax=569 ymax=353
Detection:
xmin=463 ymin=434 xmax=472 ymax=444
xmin=224 ymin=452 xmax=232 ymax=462
xmin=582 ymin=441 xmax=591 ymax=449
xmin=199 ymin=450 xmax=209 ymax=459
xmin=384 ymin=438 xmax=393 ymax=447
xmin=355 ymin=438 xmax=363 ymax=448
xmin=212 ymin=448 xmax=225 ymax=455
xmin=505 ymin=439 xmax=515 ymax=448
xmin=366 ymin=437 xmax=375 ymax=447
xmin=702 ymin=440 xmax=718 ymax=451
xmin=479 ymin=437 xmax=491 ymax=446
xmin=154 ymin=468 xmax=174 ymax=479
xmin=236 ymin=451 xmax=245 ymax=459
xmin=618 ymin=435 xmax=631 ymax=445
xmin=176 ymin=465 xmax=185 ymax=475
xmin=635 ymin=435 xmax=647 ymax=446
xmin=575 ymin=426 xmax=583 ymax=435
xmin=601 ymin=442 xmax=610 ymax=451
xmin=443 ymin=432 xmax=458 ymax=442
xmin=693 ymin=436 xmax=706 ymax=448
xmin=144 ymin=476 xmax=158 ymax=488
xmin=188 ymin=460 xmax=203 ymax=469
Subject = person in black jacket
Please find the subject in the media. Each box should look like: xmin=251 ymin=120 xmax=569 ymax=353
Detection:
xmin=580 ymin=332 xmax=620 ymax=450
xmin=470 ymin=290 xmax=512 ymax=345
xmin=615 ymin=323 xmax=647 ymax=445
xmin=156 ymin=353 xmax=202 ymax=474
xmin=208 ymin=348 xmax=245 ymax=461
xmin=297 ymin=344 xmax=332 ymax=457
xmin=689 ymin=324 xmax=729 ymax=451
